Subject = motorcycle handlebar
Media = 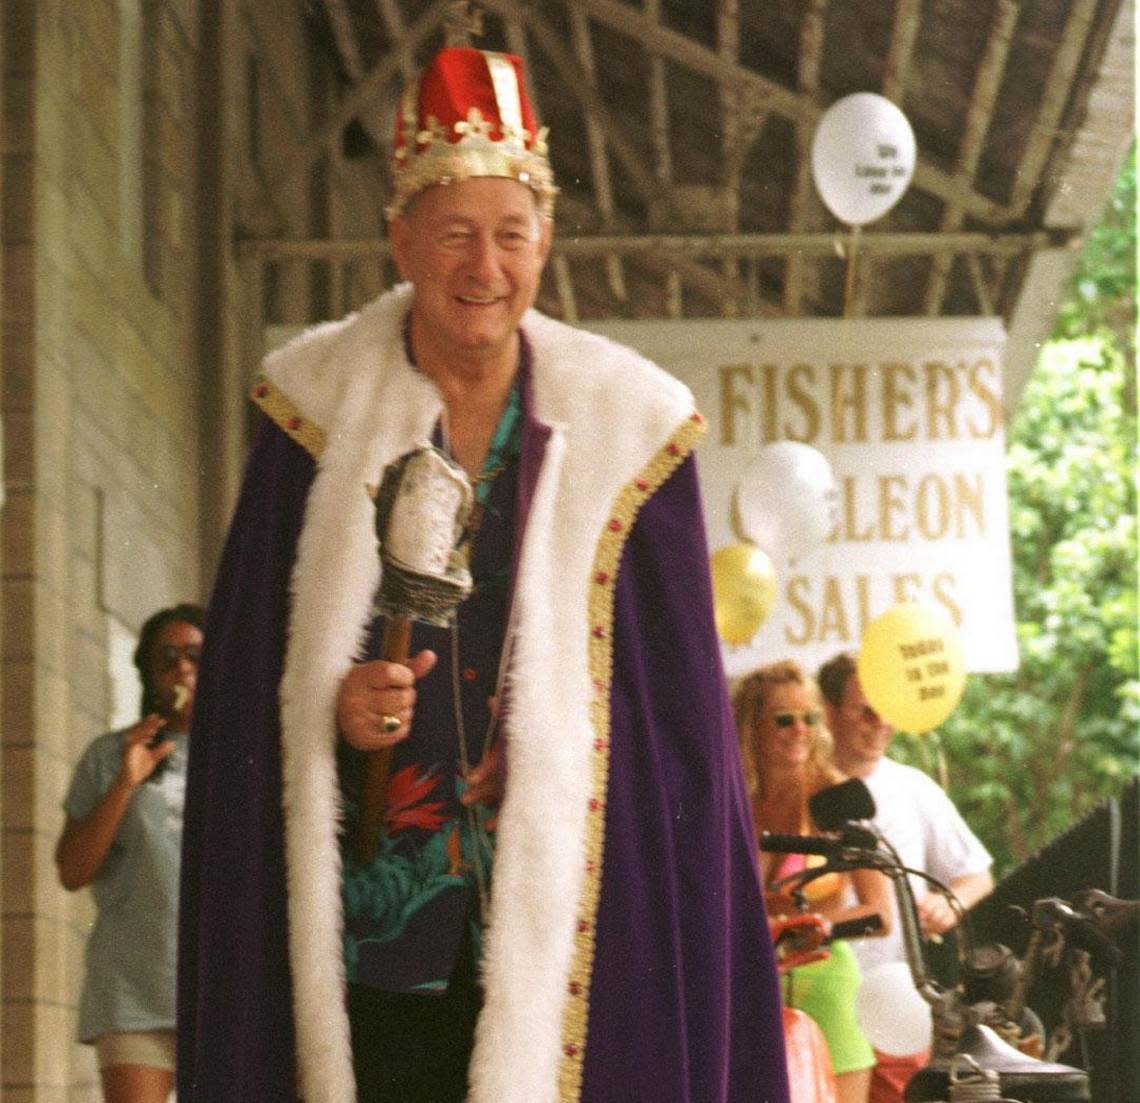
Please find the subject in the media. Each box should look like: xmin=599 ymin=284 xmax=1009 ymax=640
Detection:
xmin=760 ymin=826 xmax=881 ymax=858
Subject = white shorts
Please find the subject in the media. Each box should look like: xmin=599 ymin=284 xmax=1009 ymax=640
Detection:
xmin=95 ymin=1030 xmax=176 ymax=1072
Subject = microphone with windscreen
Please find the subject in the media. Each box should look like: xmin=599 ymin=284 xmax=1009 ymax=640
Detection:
xmin=808 ymin=777 xmax=876 ymax=830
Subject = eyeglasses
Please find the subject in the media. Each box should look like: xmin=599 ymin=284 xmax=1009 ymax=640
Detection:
xmin=773 ymin=710 xmax=822 ymax=729
xmin=156 ymin=644 xmax=202 ymax=670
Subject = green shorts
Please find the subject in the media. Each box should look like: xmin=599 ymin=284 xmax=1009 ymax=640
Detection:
xmin=782 ymin=938 xmax=875 ymax=1075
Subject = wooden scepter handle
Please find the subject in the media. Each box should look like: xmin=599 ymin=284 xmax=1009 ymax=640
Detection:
xmin=353 ymin=616 xmax=414 ymax=865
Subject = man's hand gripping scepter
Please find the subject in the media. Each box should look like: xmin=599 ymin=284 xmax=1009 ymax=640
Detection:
xmin=351 ymin=444 xmax=474 ymax=865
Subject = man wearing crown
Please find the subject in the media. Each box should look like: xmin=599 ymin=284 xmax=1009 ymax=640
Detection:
xmin=178 ymin=47 xmax=789 ymax=1103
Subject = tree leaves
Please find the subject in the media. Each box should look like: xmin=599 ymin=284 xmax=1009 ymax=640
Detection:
xmin=891 ymin=153 xmax=1138 ymax=873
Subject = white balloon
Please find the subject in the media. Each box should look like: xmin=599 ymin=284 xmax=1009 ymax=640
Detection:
xmin=811 ymin=92 xmax=916 ymax=226
xmin=735 ymin=442 xmax=836 ymax=561
xmin=855 ymin=962 xmax=933 ymax=1056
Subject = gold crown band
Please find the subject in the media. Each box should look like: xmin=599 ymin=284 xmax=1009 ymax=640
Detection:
xmin=387 ymin=108 xmax=557 ymax=220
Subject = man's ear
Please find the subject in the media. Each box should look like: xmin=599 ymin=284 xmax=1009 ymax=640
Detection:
xmin=824 ymin=701 xmax=840 ymax=732
xmin=536 ymin=215 xmax=554 ymax=265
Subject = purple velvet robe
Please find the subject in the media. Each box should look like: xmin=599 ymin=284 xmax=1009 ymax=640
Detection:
xmin=178 ymin=390 xmax=789 ymax=1101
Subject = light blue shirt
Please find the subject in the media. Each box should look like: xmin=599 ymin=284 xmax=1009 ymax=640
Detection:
xmin=64 ymin=727 xmax=187 ymax=1042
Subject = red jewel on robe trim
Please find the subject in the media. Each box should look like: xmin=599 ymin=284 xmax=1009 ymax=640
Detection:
xmin=636 ymin=478 xmax=649 ymax=491
xmin=577 ymin=919 xmax=589 ymax=933
xmin=288 ymin=416 xmax=303 ymax=430
xmin=569 ymin=981 xmax=582 ymax=996
xmin=667 ymin=443 xmax=680 ymax=456
xmin=608 ymin=519 xmax=622 ymax=532
xmin=594 ymin=571 xmax=609 ymax=585
xmin=592 ymin=625 xmax=606 ymax=638
xmin=564 ymin=1043 xmax=580 ymax=1057
xmin=254 ymin=384 xmax=269 ymax=398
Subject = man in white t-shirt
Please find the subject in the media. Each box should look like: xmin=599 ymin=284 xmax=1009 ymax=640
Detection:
xmin=818 ymin=651 xmax=994 ymax=1103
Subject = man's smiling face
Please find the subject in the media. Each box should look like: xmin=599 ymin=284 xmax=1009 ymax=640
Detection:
xmin=391 ymin=176 xmax=552 ymax=370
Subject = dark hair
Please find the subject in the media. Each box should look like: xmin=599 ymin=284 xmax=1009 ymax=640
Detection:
xmin=817 ymin=651 xmax=858 ymax=708
xmin=134 ymin=603 xmax=206 ymax=715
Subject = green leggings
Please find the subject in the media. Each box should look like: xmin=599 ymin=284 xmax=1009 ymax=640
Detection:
xmin=782 ymin=938 xmax=875 ymax=1075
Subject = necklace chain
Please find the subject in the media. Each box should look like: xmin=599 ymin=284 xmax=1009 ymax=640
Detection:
xmin=441 ymin=404 xmax=513 ymax=925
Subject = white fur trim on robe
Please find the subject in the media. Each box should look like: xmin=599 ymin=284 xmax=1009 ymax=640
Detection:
xmin=265 ymin=285 xmax=694 ymax=1102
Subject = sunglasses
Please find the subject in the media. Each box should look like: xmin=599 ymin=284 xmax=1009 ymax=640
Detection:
xmin=773 ymin=710 xmax=822 ymax=729
xmin=155 ymin=644 xmax=202 ymax=670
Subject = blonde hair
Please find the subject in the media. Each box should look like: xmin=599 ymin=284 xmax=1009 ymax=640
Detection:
xmin=731 ymin=659 xmax=837 ymax=805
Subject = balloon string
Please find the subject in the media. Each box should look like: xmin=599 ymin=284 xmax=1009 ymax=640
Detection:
xmin=842 ymin=223 xmax=861 ymax=317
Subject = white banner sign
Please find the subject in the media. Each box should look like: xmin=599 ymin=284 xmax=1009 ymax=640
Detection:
xmin=592 ymin=317 xmax=1019 ymax=679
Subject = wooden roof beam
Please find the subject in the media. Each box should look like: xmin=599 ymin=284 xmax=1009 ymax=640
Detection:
xmin=375 ymin=0 xmax=418 ymax=84
xmin=495 ymin=2 xmax=725 ymax=312
xmin=854 ymin=0 xmax=921 ymax=318
xmin=238 ymin=228 xmax=1078 ymax=262
xmin=567 ymin=6 xmax=626 ymax=301
xmin=881 ymin=0 xmax=921 ymax=102
xmin=1008 ymin=0 xmax=1099 ymax=216
xmin=783 ymin=0 xmax=828 ymax=316
xmin=324 ymin=0 xmax=366 ymax=79
xmin=645 ymin=0 xmax=673 ymax=186
xmin=265 ymin=0 xmax=453 ymax=207
xmin=924 ymin=0 xmax=1019 ymax=314
xmin=716 ymin=0 xmax=742 ymax=314
xmin=571 ymin=0 xmax=1015 ymax=225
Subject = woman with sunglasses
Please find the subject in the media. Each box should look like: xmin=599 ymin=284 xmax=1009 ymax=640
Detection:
xmin=733 ymin=660 xmax=892 ymax=1103
xmin=56 ymin=603 xmax=204 ymax=1103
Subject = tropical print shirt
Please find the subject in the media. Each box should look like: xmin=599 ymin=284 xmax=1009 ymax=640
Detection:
xmin=339 ymin=380 xmax=521 ymax=994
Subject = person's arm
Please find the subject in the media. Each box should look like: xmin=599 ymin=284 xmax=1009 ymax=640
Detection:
xmin=830 ymin=866 xmax=894 ymax=937
xmin=917 ymin=868 xmax=994 ymax=935
xmin=55 ymin=714 xmax=172 ymax=890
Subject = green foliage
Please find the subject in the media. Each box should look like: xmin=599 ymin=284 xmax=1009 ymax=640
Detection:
xmin=1051 ymin=143 xmax=1136 ymax=356
xmin=891 ymin=155 xmax=1139 ymax=877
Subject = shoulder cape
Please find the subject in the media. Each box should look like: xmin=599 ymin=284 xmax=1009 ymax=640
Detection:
xmin=178 ymin=285 xmax=789 ymax=1103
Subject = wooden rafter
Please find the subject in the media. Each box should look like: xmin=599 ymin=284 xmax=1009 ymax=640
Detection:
xmin=644 ymin=0 xmax=673 ymax=186
xmin=325 ymin=0 xmax=366 ymax=79
xmin=266 ymin=0 xmax=454 ymax=207
xmin=783 ymin=0 xmax=828 ymax=315
xmin=924 ymin=0 xmax=1019 ymax=315
xmin=375 ymin=0 xmax=418 ymax=84
xmin=274 ymin=0 xmax=1125 ymax=332
xmin=570 ymin=0 xmax=1015 ymax=225
xmin=881 ymin=0 xmax=921 ymax=102
xmin=1008 ymin=0 xmax=1100 ymax=215
xmin=239 ymin=227 xmax=1076 ymax=262
xmin=482 ymin=0 xmax=751 ymax=314
xmin=566 ymin=5 xmax=625 ymax=302
xmin=852 ymin=0 xmax=922 ymax=317
xmin=716 ymin=0 xmax=741 ymax=313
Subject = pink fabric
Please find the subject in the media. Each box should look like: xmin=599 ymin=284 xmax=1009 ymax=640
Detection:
xmin=783 ymin=1008 xmax=838 ymax=1103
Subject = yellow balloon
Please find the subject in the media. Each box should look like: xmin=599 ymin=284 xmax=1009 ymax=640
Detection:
xmin=857 ymin=603 xmax=966 ymax=734
xmin=710 ymin=543 xmax=778 ymax=646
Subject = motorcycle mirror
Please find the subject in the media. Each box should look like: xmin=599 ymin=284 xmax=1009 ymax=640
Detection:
xmin=809 ymin=777 xmax=876 ymax=829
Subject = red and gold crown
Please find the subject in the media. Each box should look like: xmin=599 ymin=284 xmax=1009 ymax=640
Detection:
xmin=387 ymin=47 xmax=557 ymax=219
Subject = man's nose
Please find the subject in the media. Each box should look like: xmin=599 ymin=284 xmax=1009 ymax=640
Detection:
xmin=466 ymin=232 xmax=503 ymax=278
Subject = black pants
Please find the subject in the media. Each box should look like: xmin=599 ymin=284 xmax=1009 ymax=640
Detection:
xmin=347 ymin=936 xmax=483 ymax=1103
